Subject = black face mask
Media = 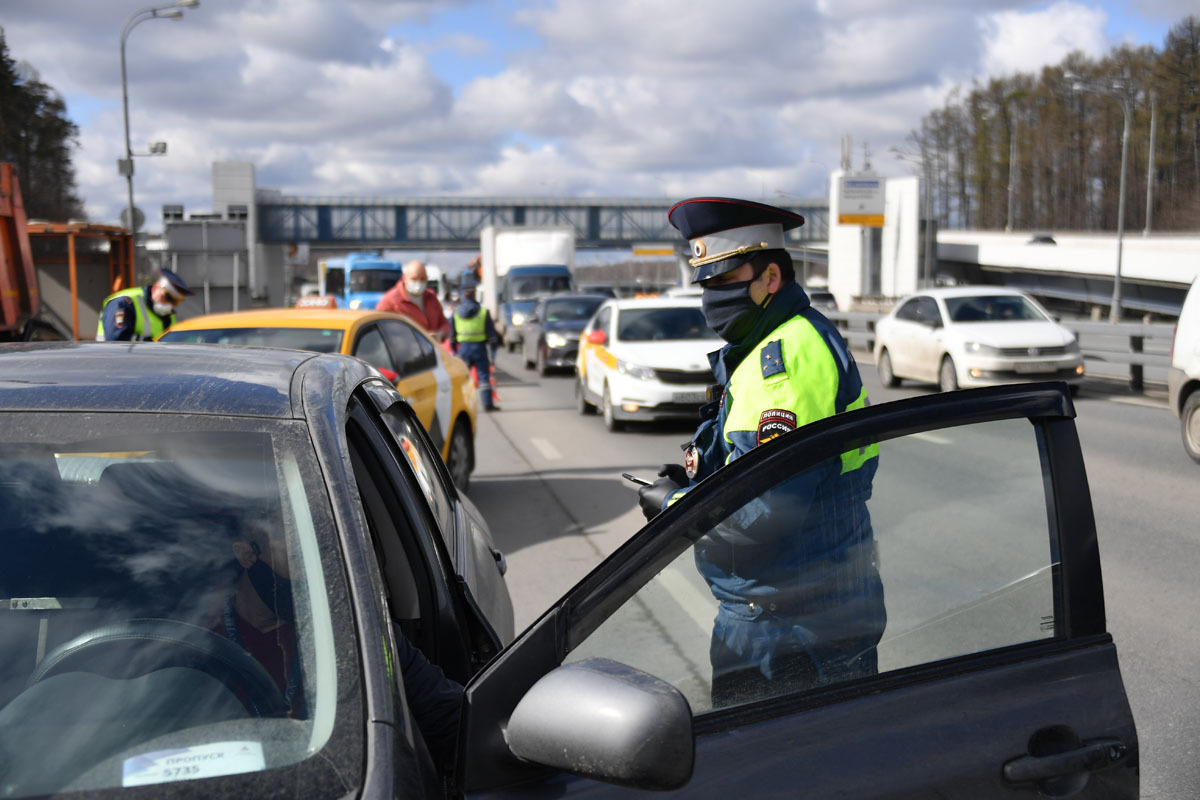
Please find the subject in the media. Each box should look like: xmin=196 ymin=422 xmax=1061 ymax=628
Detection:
xmin=700 ymin=263 xmax=771 ymax=342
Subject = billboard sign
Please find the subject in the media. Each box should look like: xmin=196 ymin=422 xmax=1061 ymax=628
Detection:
xmin=838 ymin=177 xmax=885 ymax=227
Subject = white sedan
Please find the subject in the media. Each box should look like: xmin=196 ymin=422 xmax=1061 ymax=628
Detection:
xmin=873 ymin=287 xmax=1085 ymax=392
xmin=575 ymin=297 xmax=722 ymax=431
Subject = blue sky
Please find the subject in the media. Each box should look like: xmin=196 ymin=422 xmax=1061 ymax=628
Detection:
xmin=1 ymin=0 xmax=1190 ymax=228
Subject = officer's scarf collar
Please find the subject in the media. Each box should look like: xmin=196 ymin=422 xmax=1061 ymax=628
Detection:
xmin=708 ymin=282 xmax=811 ymax=383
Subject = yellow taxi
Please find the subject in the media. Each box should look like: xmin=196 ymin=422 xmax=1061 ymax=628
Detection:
xmin=160 ymin=308 xmax=479 ymax=490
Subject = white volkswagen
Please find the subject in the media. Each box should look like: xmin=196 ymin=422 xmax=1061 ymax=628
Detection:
xmin=575 ymin=297 xmax=722 ymax=431
xmin=874 ymin=286 xmax=1085 ymax=392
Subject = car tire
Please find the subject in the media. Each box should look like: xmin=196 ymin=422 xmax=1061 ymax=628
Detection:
xmin=938 ymin=356 xmax=959 ymax=392
xmin=507 ymin=339 xmax=517 ymax=353
xmin=602 ymin=384 xmax=623 ymax=432
xmin=576 ymin=376 xmax=596 ymax=415
xmin=523 ymin=347 xmax=535 ymax=370
xmin=878 ymin=348 xmax=900 ymax=387
xmin=1182 ymin=391 xmax=1200 ymax=464
xmin=536 ymin=345 xmax=550 ymax=377
xmin=446 ymin=420 xmax=474 ymax=493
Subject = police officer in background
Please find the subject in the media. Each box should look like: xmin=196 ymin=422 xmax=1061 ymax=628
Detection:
xmin=637 ymin=197 xmax=884 ymax=707
xmin=450 ymin=274 xmax=499 ymax=411
xmin=96 ymin=268 xmax=193 ymax=342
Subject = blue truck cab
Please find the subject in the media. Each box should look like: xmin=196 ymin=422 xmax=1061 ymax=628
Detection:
xmin=499 ymin=265 xmax=574 ymax=351
xmin=319 ymin=252 xmax=404 ymax=310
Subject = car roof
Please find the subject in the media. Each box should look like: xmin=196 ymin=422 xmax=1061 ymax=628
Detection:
xmin=603 ymin=296 xmax=704 ymax=310
xmin=169 ymin=307 xmax=399 ymax=332
xmin=906 ymin=286 xmax=1031 ymax=300
xmin=0 ymin=342 xmax=374 ymax=417
xmin=537 ymin=293 xmax=611 ymax=303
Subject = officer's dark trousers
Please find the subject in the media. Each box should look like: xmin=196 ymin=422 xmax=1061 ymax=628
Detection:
xmin=458 ymin=342 xmax=495 ymax=409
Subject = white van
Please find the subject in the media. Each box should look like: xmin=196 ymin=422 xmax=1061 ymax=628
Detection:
xmin=1168 ymin=278 xmax=1200 ymax=463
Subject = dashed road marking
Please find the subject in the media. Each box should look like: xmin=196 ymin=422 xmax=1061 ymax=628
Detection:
xmin=530 ymin=437 xmax=562 ymax=460
xmin=658 ymin=565 xmax=717 ymax=634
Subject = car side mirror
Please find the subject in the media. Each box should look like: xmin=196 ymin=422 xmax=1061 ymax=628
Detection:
xmin=586 ymin=330 xmax=607 ymax=345
xmin=505 ymin=659 xmax=694 ymax=790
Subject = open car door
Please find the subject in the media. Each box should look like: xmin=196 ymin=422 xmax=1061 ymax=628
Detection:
xmin=459 ymin=382 xmax=1138 ymax=798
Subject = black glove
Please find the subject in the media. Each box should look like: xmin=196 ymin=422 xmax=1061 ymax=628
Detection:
xmin=637 ymin=464 xmax=686 ymax=521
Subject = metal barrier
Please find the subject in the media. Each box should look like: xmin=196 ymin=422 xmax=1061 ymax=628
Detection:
xmin=825 ymin=311 xmax=1175 ymax=392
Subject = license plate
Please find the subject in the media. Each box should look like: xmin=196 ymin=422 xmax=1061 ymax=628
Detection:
xmin=673 ymin=391 xmax=706 ymax=403
xmin=1013 ymin=362 xmax=1055 ymax=374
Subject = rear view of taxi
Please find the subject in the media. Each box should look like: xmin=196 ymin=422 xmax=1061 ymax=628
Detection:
xmin=575 ymin=297 xmax=722 ymax=431
xmin=161 ymin=308 xmax=478 ymax=490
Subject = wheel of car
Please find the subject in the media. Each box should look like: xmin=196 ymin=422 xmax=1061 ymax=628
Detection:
xmin=576 ymin=376 xmax=596 ymax=415
xmin=446 ymin=419 xmax=474 ymax=492
xmin=28 ymin=618 xmax=288 ymax=717
xmin=877 ymin=348 xmax=900 ymax=387
xmin=938 ymin=356 xmax=959 ymax=392
xmin=523 ymin=347 xmax=535 ymax=370
xmin=603 ymin=384 xmax=623 ymax=432
xmin=507 ymin=338 xmax=517 ymax=353
xmin=536 ymin=345 xmax=549 ymax=377
xmin=1182 ymin=391 xmax=1200 ymax=464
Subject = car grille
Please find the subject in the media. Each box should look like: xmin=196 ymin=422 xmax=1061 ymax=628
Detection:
xmin=998 ymin=345 xmax=1069 ymax=357
xmin=654 ymin=368 xmax=714 ymax=385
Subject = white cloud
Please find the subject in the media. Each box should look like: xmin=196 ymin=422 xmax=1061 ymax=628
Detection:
xmin=979 ymin=2 xmax=1110 ymax=78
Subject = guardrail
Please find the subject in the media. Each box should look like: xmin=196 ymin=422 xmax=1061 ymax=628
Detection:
xmin=826 ymin=311 xmax=1175 ymax=392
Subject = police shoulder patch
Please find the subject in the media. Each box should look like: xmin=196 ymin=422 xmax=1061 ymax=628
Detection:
xmin=757 ymin=408 xmax=797 ymax=445
xmin=761 ymin=339 xmax=785 ymax=378
xmin=113 ymin=309 xmax=125 ymax=328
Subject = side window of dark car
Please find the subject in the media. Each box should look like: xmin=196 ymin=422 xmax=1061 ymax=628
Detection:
xmin=353 ymin=326 xmax=397 ymax=373
xmin=380 ymin=320 xmax=436 ymax=377
xmin=896 ymin=298 xmax=922 ymax=322
xmin=566 ymin=415 xmax=1058 ymax=716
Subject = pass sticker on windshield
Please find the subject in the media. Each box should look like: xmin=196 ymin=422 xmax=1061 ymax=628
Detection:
xmin=123 ymin=741 xmax=265 ymax=787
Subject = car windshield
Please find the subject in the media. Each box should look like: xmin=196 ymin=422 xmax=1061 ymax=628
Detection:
xmin=510 ymin=275 xmax=571 ymax=300
xmin=348 ymin=268 xmax=402 ymax=292
xmin=945 ymin=295 xmax=1047 ymax=323
xmin=543 ymin=297 xmax=605 ymax=323
xmin=161 ymin=326 xmax=346 ymax=352
xmin=616 ymin=306 xmax=716 ymax=342
xmin=0 ymin=413 xmax=360 ymax=797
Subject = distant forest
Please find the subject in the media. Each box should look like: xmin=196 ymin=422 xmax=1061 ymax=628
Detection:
xmin=901 ymin=15 xmax=1199 ymax=233
xmin=0 ymin=28 xmax=84 ymax=222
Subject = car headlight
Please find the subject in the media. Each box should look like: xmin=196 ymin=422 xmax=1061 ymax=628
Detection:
xmin=511 ymin=312 xmax=526 ymax=326
xmin=963 ymin=341 xmax=1002 ymax=355
xmin=349 ymin=299 xmax=363 ymax=310
xmin=546 ymin=332 xmax=568 ymax=348
xmin=617 ymin=359 xmax=657 ymax=380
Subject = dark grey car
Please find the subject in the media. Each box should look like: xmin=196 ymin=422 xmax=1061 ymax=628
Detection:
xmin=0 ymin=344 xmax=1138 ymax=798
xmin=520 ymin=293 xmax=608 ymax=376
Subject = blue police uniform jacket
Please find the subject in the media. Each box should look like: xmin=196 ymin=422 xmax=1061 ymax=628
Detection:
xmin=676 ymin=282 xmax=885 ymax=684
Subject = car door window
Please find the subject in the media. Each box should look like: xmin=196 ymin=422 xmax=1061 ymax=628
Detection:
xmin=895 ymin=298 xmax=922 ymax=322
xmin=566 ymin=413 xmax=1057 ymax=715
xmin=916 ymin=296 xmax=942 ymax=325
xmin=352 ymin=325 xmax=396 ymax=373
xmin=380 ymin=320 xmax=436 ymax=377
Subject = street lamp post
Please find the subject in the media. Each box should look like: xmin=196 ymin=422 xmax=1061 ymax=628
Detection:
xmin=1066 ymin=72 xmax=1137 ymax=323
xmin=119 ymin=1 xmax=199 ymax=273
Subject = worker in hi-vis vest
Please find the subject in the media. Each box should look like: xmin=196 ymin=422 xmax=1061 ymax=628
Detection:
xmin=637 ymin=197 xmax=884 ymax=708
xmin=96 ymin=268 xmax=193 ymax=342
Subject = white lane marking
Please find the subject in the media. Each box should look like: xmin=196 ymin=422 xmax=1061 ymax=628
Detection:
xmin=911 ymin=431 xmax=952 ymax=445
xmin=658 ymin=565 xmax=717 ymax=634
xmin=1110 ymin=396 xmax=1168 ymax=410
xmin=530 ymin=437 xmax=562 ymax=460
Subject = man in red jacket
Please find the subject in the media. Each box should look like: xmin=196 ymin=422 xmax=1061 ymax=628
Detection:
xmin=376 ymin=260 xmax=450 ymax=341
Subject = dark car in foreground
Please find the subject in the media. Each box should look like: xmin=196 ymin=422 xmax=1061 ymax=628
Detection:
xmin=0 ymin=344 xmax=1137 ymax=798
xmin=520 ymin=293 xmax=609 ymax=376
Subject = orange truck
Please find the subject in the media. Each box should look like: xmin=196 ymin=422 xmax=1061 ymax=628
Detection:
xmin=0 ymin=162 xmax=134 ymax=341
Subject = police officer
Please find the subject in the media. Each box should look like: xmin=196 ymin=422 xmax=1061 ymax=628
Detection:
xmin=637 ymin=197 xmax=884 ymax=706
xmin=96 ymin=268 xmax=193 ymax=342
xmin=450 ymin=274 xmax=499 ymax=411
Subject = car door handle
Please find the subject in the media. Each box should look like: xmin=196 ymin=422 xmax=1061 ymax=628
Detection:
xmin=491 ymin=547 xmax=507 ymax=576
xmin=1003 ymin=738 xmax=1129 ymax=784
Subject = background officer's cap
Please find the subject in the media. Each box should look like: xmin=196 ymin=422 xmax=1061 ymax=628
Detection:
xmin=668 ymin=197 xmax=805 ymax=284
xmin=156 ymin=268 xmax=194 ymax=300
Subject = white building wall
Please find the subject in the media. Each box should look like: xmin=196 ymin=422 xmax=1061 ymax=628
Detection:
xmin=827 ymin=168 xmax=866 ymax=308
xmin=881 ymin=176 xmax=920 ymax=299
